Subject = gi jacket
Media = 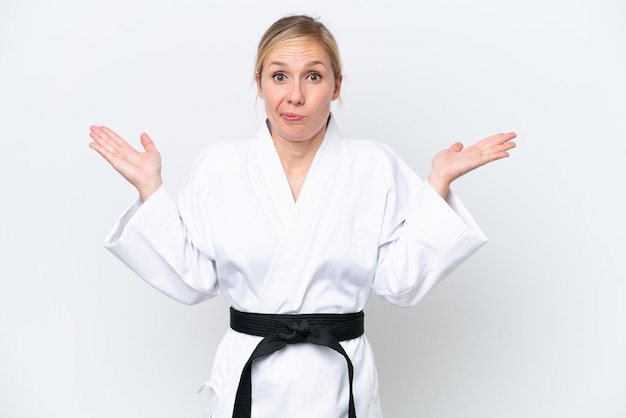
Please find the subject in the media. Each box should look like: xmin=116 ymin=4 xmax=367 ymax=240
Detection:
xmin=104 ymin=116 xmax=488 ymax=417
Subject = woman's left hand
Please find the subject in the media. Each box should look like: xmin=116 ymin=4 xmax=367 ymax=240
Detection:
xmin=427 ymin=132 xmax=517 ymax=197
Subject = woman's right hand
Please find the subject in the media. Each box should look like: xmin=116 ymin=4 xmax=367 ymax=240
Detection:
xmin=89 ymin=126 xmax=163 ymax=202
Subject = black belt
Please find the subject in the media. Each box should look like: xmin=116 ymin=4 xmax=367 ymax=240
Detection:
xmin=230 ymin=307 xmax=365 ymax=418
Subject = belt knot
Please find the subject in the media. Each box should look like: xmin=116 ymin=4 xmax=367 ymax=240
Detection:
xmin=282 ymin=319 xmax=310 ymax=343
xmin=229 ymin=308 xmax=364 ymax=418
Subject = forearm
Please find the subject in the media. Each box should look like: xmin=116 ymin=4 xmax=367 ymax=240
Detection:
xmin=104 ymin=186 xmax=218 ymax=305
xmin=373 ymin=182 xmax=488 ymax=307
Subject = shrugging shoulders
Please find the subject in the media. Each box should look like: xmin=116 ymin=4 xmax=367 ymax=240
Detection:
xmin=103 ymin=117 xmax=487 ymax=309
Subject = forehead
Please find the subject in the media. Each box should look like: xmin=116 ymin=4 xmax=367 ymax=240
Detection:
xmin=264 ymin=39 xmax=331 ymax=66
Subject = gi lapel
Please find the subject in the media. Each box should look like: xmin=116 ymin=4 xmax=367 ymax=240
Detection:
xmin=253 ymin=117 xmax=343 ymax=313
xmin=247 ymin=122 xmax=296 ymax=233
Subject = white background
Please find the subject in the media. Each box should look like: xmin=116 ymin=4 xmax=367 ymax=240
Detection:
xmin=1 ymin=0 xmax=625 ymax=417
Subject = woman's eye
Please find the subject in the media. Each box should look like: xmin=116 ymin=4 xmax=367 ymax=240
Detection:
xmin=308 ymin=73 xmax=322 ymax=81
xmin=272 ymin=73 xmax=286 ymax=82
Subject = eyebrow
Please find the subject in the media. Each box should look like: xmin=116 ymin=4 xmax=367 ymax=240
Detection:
xmin=267 ymin=60 xmax=327 ymax=68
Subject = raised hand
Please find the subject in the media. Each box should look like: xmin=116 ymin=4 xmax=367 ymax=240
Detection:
xmin=427 ymin=132 xmax=517 ymax=198
xmin=89 ymin=126 xmax=163 ymax=202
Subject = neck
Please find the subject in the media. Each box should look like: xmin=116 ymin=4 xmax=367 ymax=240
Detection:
xmin=268 ymin=119 xmax=329 ymax=202
xmin=274 ymin=135 xmax=323 ymax=173
xmin=269 ymin=120 xmax=328 ymax=173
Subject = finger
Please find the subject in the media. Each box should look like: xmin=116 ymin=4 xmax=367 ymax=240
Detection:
xmin=492 ymin=132 xmax=517 ymax=145
xmin=89 ymin=125 xmax=119 ymax=147
xmin=89 ymin=127 xmax=121 ymax=156
xmin=91 ymin=126 xmax=135 ymax=156
xmin=503 ymin=140 xmax=516 ymax=151
xmin=98 ymin=126 xmax=131 ymax=149
xmin=89 ymin=139 xmax=120 ymax=165
xmin=484 ymin=149 xmax=512 ymax=164
xmin=91 ymin=126 xmax=140 ymax=158
xmin=486 ymin=139 xmax=516 ymax=153
xmin=89 ymin=126 xmax=138 ymax=168
xmin=449 ymin=142 xmax=464 ymax=152
xmin=480 ymin=132 xmax=516 ymax=145
xmin=139 ymin=133 xmax=157 ymax=152
xmin=475 ymin=133 xmax=517 ymax=152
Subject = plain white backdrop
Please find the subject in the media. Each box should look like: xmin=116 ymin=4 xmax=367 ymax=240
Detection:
xmin=1 ymin=0 xmax=625 ymax=417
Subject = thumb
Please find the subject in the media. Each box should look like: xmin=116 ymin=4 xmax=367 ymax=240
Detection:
xmin=139 ymin=133 xmax=157 ymax=152
xmin=449 ymin=142 xmax=464 ymax=152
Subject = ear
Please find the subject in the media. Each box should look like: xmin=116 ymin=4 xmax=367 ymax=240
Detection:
xmin=255 ymin=73 xmax=263 ymax=99
xmin=332 ymin=74 xmax=343 ymax=100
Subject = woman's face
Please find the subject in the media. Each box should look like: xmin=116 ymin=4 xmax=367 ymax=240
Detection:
xmin=256 ymin=39 xmax=342 ymax=145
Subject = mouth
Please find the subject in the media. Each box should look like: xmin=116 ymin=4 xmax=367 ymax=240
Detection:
xmin=281 ymin=113 xmax=304 ymax=122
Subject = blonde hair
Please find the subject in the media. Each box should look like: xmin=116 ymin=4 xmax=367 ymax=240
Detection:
xmin=255 ymin=15 xmax=342 ymax=81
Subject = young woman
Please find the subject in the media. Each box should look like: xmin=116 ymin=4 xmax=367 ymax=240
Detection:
xmin=89 ymin=15 xmax=516 ymax=418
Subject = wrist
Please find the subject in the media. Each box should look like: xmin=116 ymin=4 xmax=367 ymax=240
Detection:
xmin=426 ymin=172 xmax=451 ymax=199
xmin=138 ymin=178 xmax=163 ymax=202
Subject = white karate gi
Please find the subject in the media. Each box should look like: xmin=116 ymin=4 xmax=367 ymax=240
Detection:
xmin=104 ymin=116 xmax=488 ymax=418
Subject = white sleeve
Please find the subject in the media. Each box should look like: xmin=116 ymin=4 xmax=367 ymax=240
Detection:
xmin=103 ymin=185 xmax=219 ymax=305
xmin=372 ymin=162 xmax=488 ymax=307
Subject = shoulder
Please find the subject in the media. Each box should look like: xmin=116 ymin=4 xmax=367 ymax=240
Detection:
xmin=342 ymin=137 xmax=396 ymax=154
xmin=180 ymin=137 xmax=255 ymax=200
xmin=328 ymin=117 xmax=400 ymax=165
xmin=341 ymin=138 xmax=407 ymax=172
xmin=337 ymin=137 xmax=422 ymax=196
xmin=196 ymin=137 xmax=254 ymax=161
xmin=191 ymin=137 xmax=254 ymax=172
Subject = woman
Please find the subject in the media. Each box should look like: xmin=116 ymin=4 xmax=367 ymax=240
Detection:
xmin=89 ymin=15 xmax=516 ymax=418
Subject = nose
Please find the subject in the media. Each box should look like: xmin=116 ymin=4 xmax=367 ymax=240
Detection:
xmin=288 ymin=80 xmax=304 ymax=106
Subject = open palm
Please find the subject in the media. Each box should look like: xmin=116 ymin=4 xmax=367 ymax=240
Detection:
xmin=89 ymin=126 xmax=163 ymax=202
xmin=427 ymin=132 xmax=516 ymax=197
xmin=434 ymin=132 xmax=516 ymax=180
